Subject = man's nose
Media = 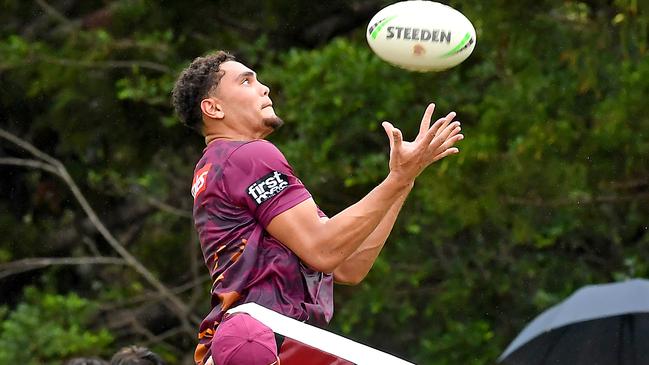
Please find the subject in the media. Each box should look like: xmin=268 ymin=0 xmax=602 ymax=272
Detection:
xmin=260 ymin=83 xmax=270 ymax=96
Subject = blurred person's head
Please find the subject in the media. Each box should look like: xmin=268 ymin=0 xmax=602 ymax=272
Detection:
xmin=110 ymin=346 xmax=165 ymax=365
xmin=64 ymin=357 xmax=109 ymax=365
xmin=172 ymin=51 xmax=282 ymax=140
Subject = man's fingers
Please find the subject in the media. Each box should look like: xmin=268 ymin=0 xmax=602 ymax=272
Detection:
xmin=434 ymin=112 xmax=456 ymax=138
xmin=417 ymin=103 xmax=436 ymax=140
xmin=424 ymin=112 xmax=456 ymax=145
xmin=424 ymin=125 xmax=462 ymax=162
xmin=382 ymin=121 xmax=395 ymax=148
xmin=435 ymin=122 xmax=461 ymax=145
xmin=383 ymin=121 xmax=403 ymax=150
xmin=427 ymin=130 xmax=463 ymax=163
xmin=431 ymin=147 xmax=460 ymax=162
xmin=392 ymin=127 xmax=403 ymax=150
xmin=443 ymin=125 xmax=463 ymax=141
xmin=425 ymin=120 xmax=459 ymax=150
xmin=433 ymin=132 xmax=464 ymax=153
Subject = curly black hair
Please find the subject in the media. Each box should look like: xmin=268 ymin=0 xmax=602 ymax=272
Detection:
xmin=171 ymin=51 xmax=236 ymax=134
xmin=110 ymin=346 xmax=165 ymax=365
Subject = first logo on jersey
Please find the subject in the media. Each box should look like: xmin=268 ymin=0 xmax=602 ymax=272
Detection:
xmin=247 ymin=171 xmax=289 ymax=205
xmin=192 ymin=163 xmax=212 ymax=199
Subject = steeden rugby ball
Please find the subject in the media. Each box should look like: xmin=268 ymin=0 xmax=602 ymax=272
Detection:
xmin=366 ymin=1 xmax=477 ymax=72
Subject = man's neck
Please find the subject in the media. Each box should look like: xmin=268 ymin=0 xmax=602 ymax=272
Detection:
xmin=204 ymin=133 xmax=258 ymax=145
xmin=203 ymin=119 xmax=272 ymax=145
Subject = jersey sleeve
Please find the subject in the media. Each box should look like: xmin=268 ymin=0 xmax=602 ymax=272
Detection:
xmin=223 ymin=140 xmax=313 ymax=227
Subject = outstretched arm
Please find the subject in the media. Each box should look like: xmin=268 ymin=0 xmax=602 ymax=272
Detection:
xmin=332 ymin=183 xmax=411 ymax=285
xmin=266 ymin=103 xmax=463 ymax=273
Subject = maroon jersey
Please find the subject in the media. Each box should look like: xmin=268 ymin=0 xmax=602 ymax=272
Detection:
xmin=191 ymin=139 xmax=334 ymax=364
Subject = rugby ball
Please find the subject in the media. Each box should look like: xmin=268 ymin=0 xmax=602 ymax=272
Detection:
xmin=366 ymin=1 xmax=476 ymax=72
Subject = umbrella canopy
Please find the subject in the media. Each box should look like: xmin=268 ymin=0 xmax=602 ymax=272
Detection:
xmin=499 ymin=279 xmax=649 ymax=365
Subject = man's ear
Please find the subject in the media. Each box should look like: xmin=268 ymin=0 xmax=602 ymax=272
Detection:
xmin=200 ymin=97 xmax=225 ymax=120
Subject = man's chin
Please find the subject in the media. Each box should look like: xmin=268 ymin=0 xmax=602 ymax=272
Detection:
xmin=263 ymin=116 xmax=284 ymax=130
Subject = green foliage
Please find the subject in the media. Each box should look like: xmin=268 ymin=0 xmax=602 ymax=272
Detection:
xmin=1 ymin=0 xmax=649 ymax=364
xmin=0 ymin=288 xmax=113 ymax=364
xmin=260 ymin=2 xmax=649 ymax=362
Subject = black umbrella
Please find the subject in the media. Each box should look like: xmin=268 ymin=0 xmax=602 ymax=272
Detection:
xmin=499 ymin=279 xmax=649 ymax=365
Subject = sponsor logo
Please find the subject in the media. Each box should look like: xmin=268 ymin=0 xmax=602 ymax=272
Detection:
xmin=386 ymin=26 xmax=452 ymax=43
xmin=246 ymin=171 xmax=289 ymax=205
xmin=191 ymin=163 xmax=212 ymax=199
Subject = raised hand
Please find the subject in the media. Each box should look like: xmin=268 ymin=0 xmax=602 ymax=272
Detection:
xmin=382 ymin=103 xmax=463 ymax=182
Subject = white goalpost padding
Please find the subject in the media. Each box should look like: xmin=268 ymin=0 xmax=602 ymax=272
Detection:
xmin=227 ymin=303 xmax=416 ymax=365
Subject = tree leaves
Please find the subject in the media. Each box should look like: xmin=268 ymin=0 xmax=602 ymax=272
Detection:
xmin=1 ymin=1 xmax=649 ymax=364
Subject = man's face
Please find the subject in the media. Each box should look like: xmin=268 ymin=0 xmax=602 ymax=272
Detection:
xmin=212 ymin=61 xmax=283 ymax=134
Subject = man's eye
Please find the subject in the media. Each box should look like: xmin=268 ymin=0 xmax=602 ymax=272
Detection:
xmin=242 ymin=79 xmax=250 ymax=84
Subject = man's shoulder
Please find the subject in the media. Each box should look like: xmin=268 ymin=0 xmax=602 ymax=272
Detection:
xmin=233 ymin=139 xmax=282 ymax=154
xmin=227 ymin=139 xmax=286 ymax=163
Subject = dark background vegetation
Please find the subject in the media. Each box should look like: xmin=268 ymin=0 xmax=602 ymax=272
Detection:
xmin=1 ymin=0 xmax=648 ymax=364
